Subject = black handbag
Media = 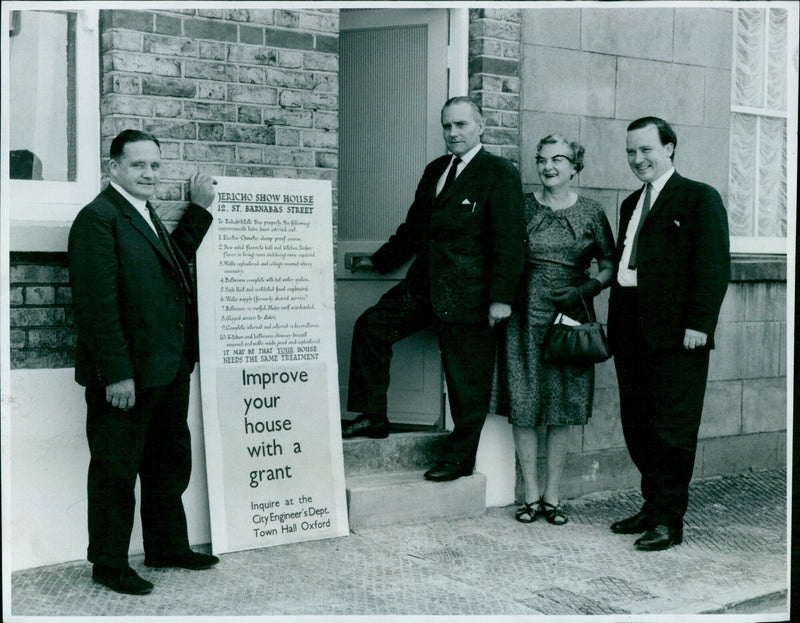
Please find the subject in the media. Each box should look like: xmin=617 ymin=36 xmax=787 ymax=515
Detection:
xmin=542 ymin=292 xmax=611 ymax=365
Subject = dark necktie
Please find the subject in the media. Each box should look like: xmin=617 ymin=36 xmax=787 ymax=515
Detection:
xmin=146 ymin=202 xmax=193 ymax=300
xmin=627 ymin=183 xmax=652 ymax=269
xmin=439 ymin=156 xmax=462 ymax=196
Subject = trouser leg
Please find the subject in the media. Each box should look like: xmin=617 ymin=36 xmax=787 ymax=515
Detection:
xmin=644 ymin=349 xmax=709 ymax=526
xmin=347 ymin=282 xmax=433 ymax=417
xmin=437 ymin=322 xmax=496 ymax=465
xmin=615 ymin=349 xmax=659 ymax=512
xmin=139 ymin=376 xmax=192 ymax=557
xmin=86 ymin=386 xmax=150 ymax=567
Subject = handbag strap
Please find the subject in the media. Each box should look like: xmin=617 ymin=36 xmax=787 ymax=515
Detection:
xmin=578 ymin=291 xmax=597 ymax=323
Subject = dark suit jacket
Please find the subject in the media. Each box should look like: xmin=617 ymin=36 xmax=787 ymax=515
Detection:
xmin=608 ymin=171 xmax=730 ymax=350
xmin=370 ymin=148 xmax=526 ymax=323
xmin=69 ymin=185 xmax=213 ymax=388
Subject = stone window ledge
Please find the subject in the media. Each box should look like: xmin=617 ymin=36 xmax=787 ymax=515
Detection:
xmin=730 ymin=255 xmax=787 ymax=282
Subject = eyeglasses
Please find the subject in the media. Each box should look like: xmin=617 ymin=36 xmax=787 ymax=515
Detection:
xmin=536 ymin=155 xmax=574 ymax=165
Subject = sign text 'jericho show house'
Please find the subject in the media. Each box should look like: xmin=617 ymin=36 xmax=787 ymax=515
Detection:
xmin=197 ymin=177 xmax=348 ymax=554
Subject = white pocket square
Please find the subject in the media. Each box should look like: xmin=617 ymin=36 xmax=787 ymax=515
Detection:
xmin=461 ymin=199 xmax=471 ymax=205
xmin=673 ymin=220 xmax=681 ymax=227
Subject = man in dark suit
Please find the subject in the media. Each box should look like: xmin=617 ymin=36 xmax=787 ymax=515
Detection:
xmin=607 ymin=117 xmax=730 ymax=551
xmin=341 ymin=97 xmax=526 ymax=482
xmin=68 ymin=130 xmax=218 ymax=594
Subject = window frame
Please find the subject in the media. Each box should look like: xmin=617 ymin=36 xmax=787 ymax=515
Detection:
xmin=728 ymin=5 xmax=797 ymax=256
xmin=2 ymin=7 xmax=100 ymax=251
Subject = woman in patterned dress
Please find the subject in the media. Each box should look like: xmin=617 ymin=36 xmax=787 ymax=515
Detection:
xmin=495 ymin=135 xmax=615 ymax=525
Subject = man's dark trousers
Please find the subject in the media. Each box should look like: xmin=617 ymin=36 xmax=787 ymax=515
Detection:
xmin=86 ymin=340 xmax=195 ymax=568
xmin=347 ymin=280 xmax=495 ymax=466
xmin=612 ymin=286 xmax=710 ymax=529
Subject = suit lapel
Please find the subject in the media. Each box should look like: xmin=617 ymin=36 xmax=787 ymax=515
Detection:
xmin=644 ymin=171 xmax=683 ymax=221
xmin=105 ymin=185 xmax=174 ymax=266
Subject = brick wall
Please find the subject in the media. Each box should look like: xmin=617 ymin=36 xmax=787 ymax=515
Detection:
xmin=468 ymin=8 xmax=521 ymax=164
xmin=9 ymin=253 xmax=75 ymax=369
xmin=10 ymin=7 xmax=339 ymax=370
xmin=100 ymin=8 xmax=339 ymax=225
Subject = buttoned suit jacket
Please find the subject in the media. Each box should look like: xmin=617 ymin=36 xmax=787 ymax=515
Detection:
xmin=69 ymin=184 xmax=213 ymax=388
xmin=608 ymin=171 xmax=730 ymax=351
xmin=370 ymin=148 xmax=526 ymax=324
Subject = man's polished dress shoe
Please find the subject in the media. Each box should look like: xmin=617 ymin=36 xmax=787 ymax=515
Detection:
xmin=341 ymin=414 xmax=389 ymax=439
xmin=144 ymin=550 xmax=220 ymax=570
xmin=423 ymin=462 xmax=472 ymax=482
xmin=634 ymin=525 xmax=683 ymax=551
xmin=610 ymin=511 xmax=654 ymax=534
xmin=92 ymin=564 xmax=154 ymax=595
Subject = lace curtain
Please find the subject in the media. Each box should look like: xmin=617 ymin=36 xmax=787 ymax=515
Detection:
xmin=728 ymin=7 xmax=788 ymax=239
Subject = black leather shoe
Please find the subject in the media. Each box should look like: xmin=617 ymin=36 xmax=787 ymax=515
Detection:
xmin=634 ymin=525 xmax=683 ymax=551
xmin=341 ymin=414 xmax=389 ymax=439
xmin=144 ymin=550 xmax=219 ymax=570
xmin=423 ymin=462 xmax=472 ymax=482
xmin=610 ymin=511 xmax=654 ymax=534
xmin=92 ymin=564 xmax=154 ymax=595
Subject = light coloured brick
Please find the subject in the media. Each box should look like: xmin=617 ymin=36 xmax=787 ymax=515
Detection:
xmin=262 ymin=147 xmax=315 ymax=167
xmin=24 ymin=286 xmax=55 ymax=305
xmin=197 ymin=81 xmax=227 ymax=100
xmin=229 ymin=84 xmax=279 ymax=105
xmin=301 ymin=129 xmax=337 ymax=149
xmin=303 ymin=52 xmax=338 ymax=72
xmin=276 ymin=128 xmax=300 ymax=146
xmin=143 ymin=35 xmax=197 ymax=57
xmin=299 ymin=11 xmax=338 ymax=33
xmin=183 ymin=101 xmax=237 ymax=121
xmin=278 ymin=50 xmax=304 ymax=68
xmin=153 ymin=57 xmax=181 ymax=77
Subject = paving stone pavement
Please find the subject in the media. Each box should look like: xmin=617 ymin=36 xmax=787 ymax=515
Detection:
xmin=8 ymin=468 xmax=789 ymax=619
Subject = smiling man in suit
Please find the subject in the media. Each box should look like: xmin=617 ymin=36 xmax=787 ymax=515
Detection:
xmin=607 ymin=117 xmax=730 ymax=551
xmin=342 ymin=97 xmax=526 ymax=482
xmin=69 ymin=129 xmax=218 ymax=594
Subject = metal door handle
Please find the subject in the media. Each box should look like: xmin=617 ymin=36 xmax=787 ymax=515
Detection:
xmin=344 ymin=253 xmax=374 ymax=273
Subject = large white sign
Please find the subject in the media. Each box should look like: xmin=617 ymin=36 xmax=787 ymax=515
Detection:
xmin=196 ymin=177 xmax=348 ymax=554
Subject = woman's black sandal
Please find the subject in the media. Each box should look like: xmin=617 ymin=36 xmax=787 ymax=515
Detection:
xmin=540 ymin=499 xmax=568 ymax=525
xmin=514 ymin=501 xmax=539 ymax=523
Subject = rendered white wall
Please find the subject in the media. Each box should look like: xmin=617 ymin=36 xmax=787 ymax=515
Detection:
xmin=7 ymin=368 xmax=211 ymax=571
xmin=6 ymin=368 xmax=517 ymax=570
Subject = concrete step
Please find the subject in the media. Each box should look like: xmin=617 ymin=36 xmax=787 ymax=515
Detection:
xmin=346 ymin=470 xmax=486 ymax=529
xmin=342 ymin=430 xmax=449 ymax=475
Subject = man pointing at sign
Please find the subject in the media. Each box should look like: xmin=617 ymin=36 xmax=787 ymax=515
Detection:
xmin=69 ymin=130 xmax=218 ymax=595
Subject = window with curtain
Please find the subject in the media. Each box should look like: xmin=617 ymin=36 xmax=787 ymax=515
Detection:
xmin=728 ymin=7 xmax=790 ymax=254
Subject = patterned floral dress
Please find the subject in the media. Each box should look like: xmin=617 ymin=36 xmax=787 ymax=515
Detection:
xmin=493 ymin=193 xmax=615 ymax=427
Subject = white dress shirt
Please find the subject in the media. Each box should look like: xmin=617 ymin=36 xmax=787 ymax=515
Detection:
xmin=435 ymin=142 xmax=482 ymax=195
xmin=617 ymin=167 xmax=675 ymax=287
